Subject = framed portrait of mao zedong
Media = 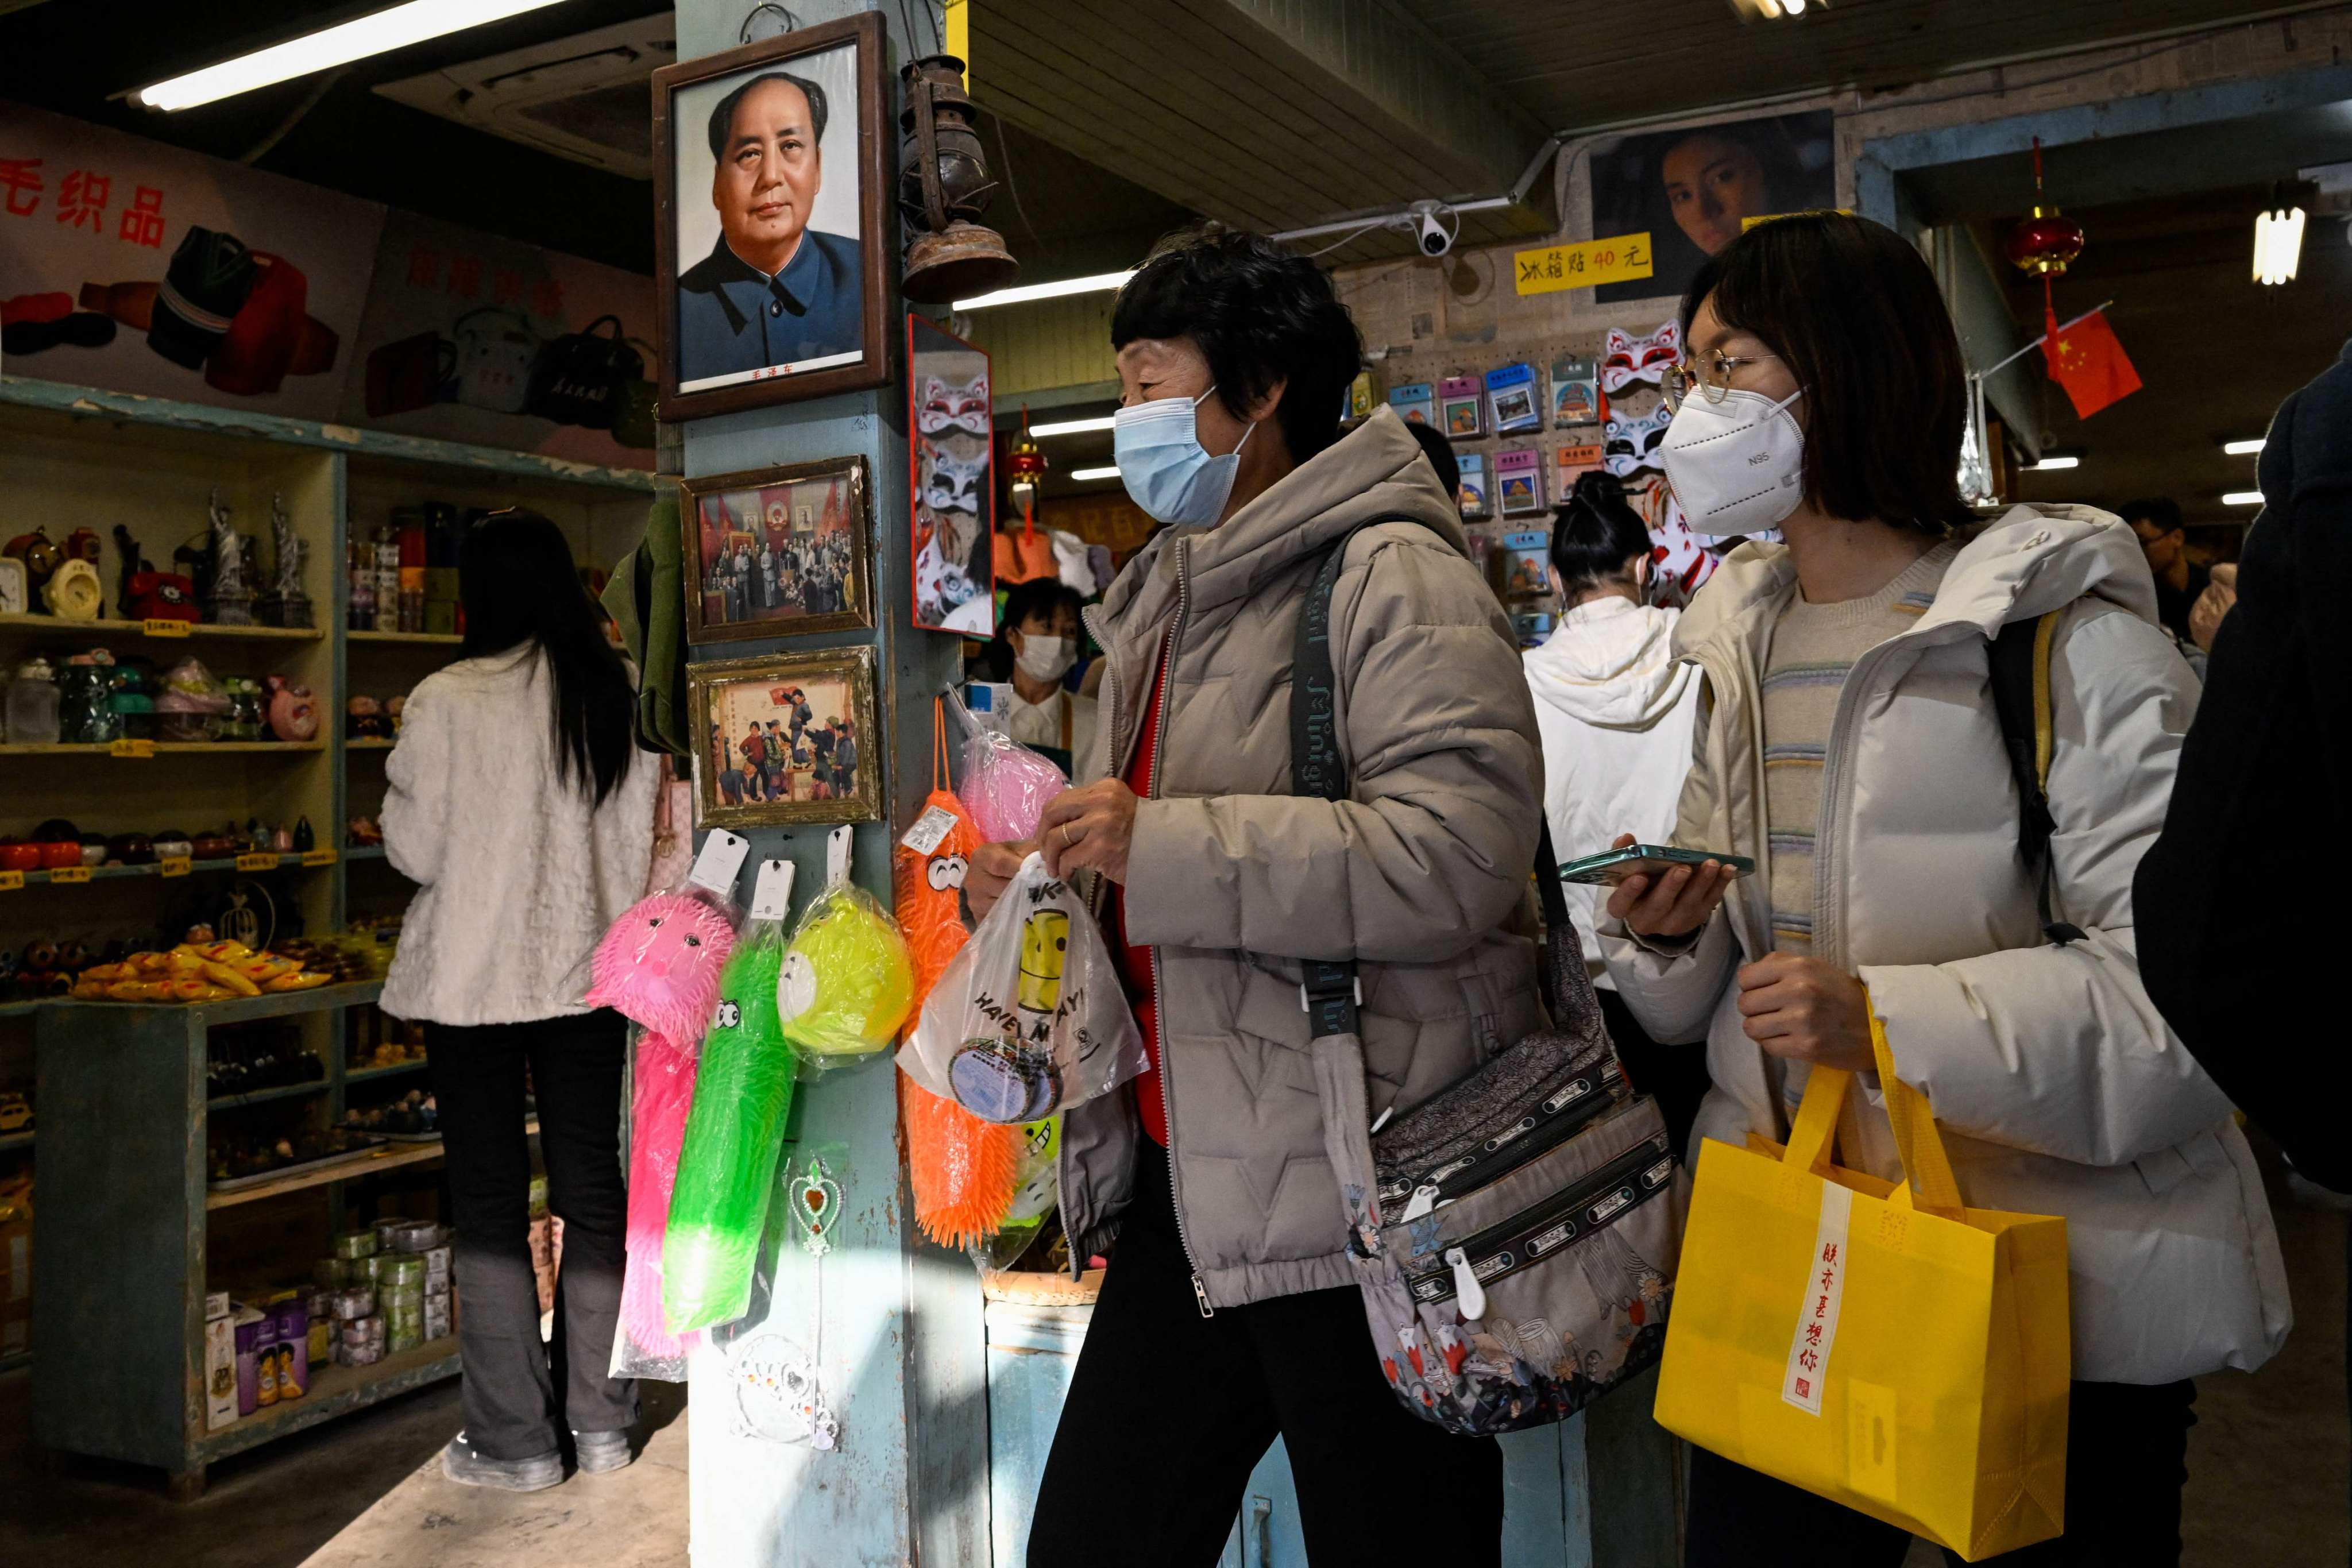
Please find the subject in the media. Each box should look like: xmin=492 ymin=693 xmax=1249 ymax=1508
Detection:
xmin=653 ymin=13 xmax=890 ymax=420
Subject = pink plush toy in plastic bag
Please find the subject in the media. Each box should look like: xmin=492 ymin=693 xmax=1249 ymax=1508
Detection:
xmin=953 ymin=689 xmax=1069 ymax=844
xmin=611 ymin=1030 xmax=701 ymax=1380
xmin=584 ymin=891 xmax=738 ymax=1046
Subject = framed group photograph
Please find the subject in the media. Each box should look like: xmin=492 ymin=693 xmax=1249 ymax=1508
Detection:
xmin=682 ymin=455 xmax=875 ymax=642
xmin=689 ymin=644 xmax=882 ymax=828
xmin=907 ymin=313 xmax=995 ymax=635
xmin=652 ymin=12 xmax=891 ymax=421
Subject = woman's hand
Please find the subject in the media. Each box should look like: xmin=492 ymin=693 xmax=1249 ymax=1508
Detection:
xmin=1602 ymin=833 xmax=1737 ymax=940
xmin=2189 ymin=563 xmax=2238 ymax=654
xmin=1735 ymin=953 xmax=1875 ymax=1071
xmin=965 ymin=839 xmax=1036 ymax=920
xmin=1039 ymin=780 xmax=1139 ymax=883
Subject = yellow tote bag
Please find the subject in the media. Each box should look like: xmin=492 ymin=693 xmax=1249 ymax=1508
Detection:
xmin=1654 ymin=1012 xmax=2071 ymax=1561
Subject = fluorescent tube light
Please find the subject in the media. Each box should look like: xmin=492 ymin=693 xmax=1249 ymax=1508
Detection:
xmin=136 ymin=0 xmax=572 ymax=111
xmin=953 ymin=272 xmax=1136 ymax=311
xmin=2026 ymin=455 xmax=2079 ymax=471
xmin=2253 ymin=206 xmax=2305 ymax=287
xmin=1028 ymin=416 xmax=1116 ymax=438
xmin=2223 ymin=438 xmax=2265 ymax=456
xmin=2222 ymin=491 xmax=2265 ymax=506
xmin=1069 ymin=466 xmax=1121 ymax=482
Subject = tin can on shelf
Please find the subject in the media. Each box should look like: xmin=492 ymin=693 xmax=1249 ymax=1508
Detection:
xmin=386 ymin=1219 xmax=442 ymax=1253
xmin=332 ymin=1285 xmax=376 ymax=1320
xmin=331 ymin=1230 xmax=379 ymax=1261
xmin=312 ymin=1257 xmax=352 ymax=1288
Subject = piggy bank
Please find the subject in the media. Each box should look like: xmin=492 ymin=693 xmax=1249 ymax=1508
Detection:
xmin=265 ymin=675 xmax=319 ymax=742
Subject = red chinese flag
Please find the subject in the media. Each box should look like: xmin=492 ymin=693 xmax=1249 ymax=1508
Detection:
xmin=2043 ymin=308 xmax=2142 ymax=420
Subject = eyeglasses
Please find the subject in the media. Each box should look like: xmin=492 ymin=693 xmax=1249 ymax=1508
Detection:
xmin=1661 ymin=351 xmax=1781 ymax=414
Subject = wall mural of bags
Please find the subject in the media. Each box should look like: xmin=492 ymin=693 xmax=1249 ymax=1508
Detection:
xmin=364 ymin=330 xmax=457 ymax=418
xmin=147 ymin=226 xmax=259 ymax=370
xmin=452 ymin=305 xmax=538 ymax=414
xmin=611 ymin=371 xmax=659 ymax=449
xmin=526 ymin=314 xmax=644 ymax=431
xmin=207 ymin=253 xmax=308 ymax=397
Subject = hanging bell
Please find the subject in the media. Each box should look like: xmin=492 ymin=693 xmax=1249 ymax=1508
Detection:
xmin=897 ymin=55 xmax=1019 ymax=303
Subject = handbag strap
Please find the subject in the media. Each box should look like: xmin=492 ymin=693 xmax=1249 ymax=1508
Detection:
xmin=1290 ymin=516 xmax=1586 ymax=1041
xmin=1781 ymin=1001 xmax=1964 ymax=1221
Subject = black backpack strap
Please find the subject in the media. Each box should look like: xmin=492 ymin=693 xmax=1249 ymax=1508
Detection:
xmin=1987 ymin=610 xmax=2084 ymax=946
xmin=1293 ymin=530 xmax=1368 ymax=1041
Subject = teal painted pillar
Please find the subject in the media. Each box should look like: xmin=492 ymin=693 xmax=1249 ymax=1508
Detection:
xmin=670 ymin=3 xmax=983 ymax=1563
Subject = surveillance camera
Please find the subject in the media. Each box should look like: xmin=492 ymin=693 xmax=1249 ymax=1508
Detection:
xmin=1407 ymin=200 xmax=1454 ymax=257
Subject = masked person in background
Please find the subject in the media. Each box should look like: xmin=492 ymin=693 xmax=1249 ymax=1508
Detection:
xmin=1523 ymin=470 xmax=1708 ymax=1154
xmin=967 ymin=225 xmax=1542 ymax=1567
xmin=987 ymin=576 xmax=1097 ymax=779
xmin=1597 ymin=212 xmax=2286 ymax=1566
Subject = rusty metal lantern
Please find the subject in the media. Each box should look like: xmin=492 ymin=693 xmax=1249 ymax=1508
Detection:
xmin=1006 ymin=412 xmax=1047 ymax=535
xmin=898 ymin=55 xmax=1018 ymax=302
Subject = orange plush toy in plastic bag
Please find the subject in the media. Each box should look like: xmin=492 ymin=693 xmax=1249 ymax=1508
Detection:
xmin=897 ymin=701 xmax=1019 ymax=1249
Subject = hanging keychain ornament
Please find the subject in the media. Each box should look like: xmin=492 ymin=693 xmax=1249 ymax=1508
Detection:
xmin=790 ymin=1154 xmax=843 ymax=1258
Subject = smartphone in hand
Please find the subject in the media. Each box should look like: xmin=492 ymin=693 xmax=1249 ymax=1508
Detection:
xmin=1557 ymin=844 xmax=1755 ymax=886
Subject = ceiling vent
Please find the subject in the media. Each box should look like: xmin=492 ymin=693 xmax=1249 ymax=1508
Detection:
xmin=374 ymin=12 xmax=673 ymax=180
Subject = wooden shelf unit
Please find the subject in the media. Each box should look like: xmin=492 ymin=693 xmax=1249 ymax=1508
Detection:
xmin=1 ymin=374 xmax=651 ymax=1492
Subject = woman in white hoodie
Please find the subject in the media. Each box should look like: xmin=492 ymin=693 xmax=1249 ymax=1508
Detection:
xmin=1602 ymin=214 xmax=2285 ymax=1565
xmin=1523 ymin=470 xmax=1706 ymax=1149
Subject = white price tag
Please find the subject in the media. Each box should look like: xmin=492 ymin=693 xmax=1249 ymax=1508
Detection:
xmin=899 ymin=805 xmax=959 ymax=857
xmin=825 ymin=825 xmax=853 ymax=889
xmin=687 ymin=829 xmax=751 ymax=899
xmin=749 ymin=859 xmax=798 ymax=923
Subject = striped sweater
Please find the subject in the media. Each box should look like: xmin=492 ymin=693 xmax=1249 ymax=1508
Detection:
xmin=1762 ymin=542 xmax=1957 ymax=954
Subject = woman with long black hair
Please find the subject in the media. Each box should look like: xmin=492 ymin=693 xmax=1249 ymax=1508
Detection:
xmin=381 ymin=508 xmax=658 ymax=1492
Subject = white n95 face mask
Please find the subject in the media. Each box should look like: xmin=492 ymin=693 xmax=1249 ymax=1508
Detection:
xmin=1660 ymin=386 xmax=1807 ymax=539
xmin=1113 ymin=386 xmax=1256 ymax=527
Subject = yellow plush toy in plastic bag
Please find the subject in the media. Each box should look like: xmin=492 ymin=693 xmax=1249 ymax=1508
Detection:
xmin=1653 ymin=1010 xmax=2071 ymax=1561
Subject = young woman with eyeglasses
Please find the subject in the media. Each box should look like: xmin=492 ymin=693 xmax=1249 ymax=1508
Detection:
xmin=1600 ymin=213 xmax=2286 ymax=1565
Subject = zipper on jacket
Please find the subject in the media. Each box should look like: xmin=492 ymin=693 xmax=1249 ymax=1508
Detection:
xmin=1143 ymin=544 xmax=1214 ymax=1315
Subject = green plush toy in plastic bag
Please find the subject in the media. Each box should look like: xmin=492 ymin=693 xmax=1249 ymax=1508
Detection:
xmin=664 ymin=858 xmax=801 ymax=1333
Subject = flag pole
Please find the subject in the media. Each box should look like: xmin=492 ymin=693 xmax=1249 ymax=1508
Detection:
xmin=1979 ymin=300 xmax=2117 ymax=379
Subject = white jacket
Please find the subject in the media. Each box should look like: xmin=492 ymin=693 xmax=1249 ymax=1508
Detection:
xmin=1523 ymin=596 xmax=1702 ymax=986
xmin=380 ymin=647 xmax=658 ymax=1026
xmin=1602 ymin=505 xmax=2289 ymax=1384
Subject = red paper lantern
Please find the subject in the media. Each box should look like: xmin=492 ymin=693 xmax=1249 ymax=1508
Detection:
xmin=2007 ymin=204 xmax=2085 ymax=277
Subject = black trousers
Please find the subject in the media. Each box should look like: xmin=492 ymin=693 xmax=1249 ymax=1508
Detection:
xmin=429 ymin=1010 xmax=635 ymax=1461
xmin=1685 ymin=1378 xmax=2197 ymax=1567
xmin=1598 ymin=987 xmax=1710 ymax=1158
xmin=1028 ymin=1142 xmax=1503 ymax=1568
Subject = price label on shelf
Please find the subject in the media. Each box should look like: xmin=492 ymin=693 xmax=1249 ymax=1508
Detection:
xmin=0 ymin=872 xmax=21 ymax=893
xmin=300 ymin=848 xmax=338 ymax=867
xmin=48 ymin=866 xmax=92 ymax=885
xmin=108 ymin=738 xmax=156 ymax=759
xmin=159 ymin=856 xmax=192 ymax=878
xmin=1512 ymin=231 xmax=1655 ymax=295
xmin=235 ymin=852 xmax=279 ymax=872
xmin=141 ymin=617 xmax=194 ymax=639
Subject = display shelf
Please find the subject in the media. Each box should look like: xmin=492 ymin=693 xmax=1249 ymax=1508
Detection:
xmin=0 ymin=999 xmax=46 ymax=1018
xmin=347 ymin=630 xmax=462 ymax=646
xmin=203 ymin=1115 xmax=532 ymax=1210
xmin=342 ymin=845 xmax=388 ymax=861
xmin=205 ymin=1079 xmax=330 ymax=1111
xmin=0 ymin=1130 xmax=32 ymax=1152
xmin=194 ymin=1341 xmax=461 ymax=1466
xmin=0 ymin=613 xmax=323 ymax=644
xmin=0 ymin=741 xmax=326 ymax=756
xmin=345 ymin=737 xmax=395 ymax=750
xmin=13 ymin=851 xmax=337 ymax=886
xmin=345 ymin=1060 xmax=427 ymax=1082
xmin=52 ymin=979 xmax=380 ymax=1029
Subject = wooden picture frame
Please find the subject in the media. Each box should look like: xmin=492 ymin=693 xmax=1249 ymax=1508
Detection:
xmin=689 ymin=644 xmax=882 ymax=828
xmin=681 ymin=455 xmax=875 ymax=643
xmin=652 ymin=13 xmax=891 ymax=422
xmin=906 ymin=313 xmax=995 ymax=635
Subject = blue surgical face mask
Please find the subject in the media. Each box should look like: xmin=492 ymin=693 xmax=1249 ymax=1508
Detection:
xmin=1113 ymin=386 xmax=1257 ymax=526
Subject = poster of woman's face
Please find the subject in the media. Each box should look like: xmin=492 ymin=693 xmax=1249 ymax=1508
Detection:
xmin=1587 ymin=111 xmax=1836 ymax=305
xmin=907 ymin=314 xmax=995 ymax=636
xmin=652 ymin=14 xmax=889 ymax=419
xmin=681 ymin=457 xmax=874 ymax=643
xmin=689 ymin=646 xmax=881 ymax=827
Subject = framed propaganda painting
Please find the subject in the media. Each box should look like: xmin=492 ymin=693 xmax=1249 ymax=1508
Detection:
xmin=906 ymin=313 xmax=995 ymax=635
xmin=682 ymin=455 xmax=874 ymax=642
xmin=690 ymin=645 xmax=882 ymax=828
xmin=652 ymin=13 xmax=891 ymax=420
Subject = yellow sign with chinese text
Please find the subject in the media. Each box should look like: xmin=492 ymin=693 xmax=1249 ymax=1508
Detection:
xmin=1513 ymin=232 xmax=1655 ymax=295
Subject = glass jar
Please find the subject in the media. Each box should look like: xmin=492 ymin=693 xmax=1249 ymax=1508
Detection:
xmin=55 ymin=658 xmax=119 ymax=744
xmin=5 ymin=656 xmax=60 ymax=745
xmin=221 ymin=681 xmax=265 ymax=743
